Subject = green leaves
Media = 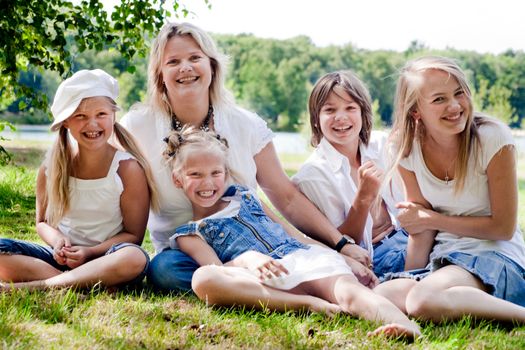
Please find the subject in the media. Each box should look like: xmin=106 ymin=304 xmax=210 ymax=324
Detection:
xmin=0 ymin=121 xmax=15 ymax=165
xmin=0 ymin=0 xmax=200 ymax=114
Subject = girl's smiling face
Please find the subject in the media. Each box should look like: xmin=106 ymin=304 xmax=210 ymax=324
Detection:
xmin=319 ymin=87 xmax=363 ymax=149
xmin=173 ymin=150 xmax=227 ymax=218
xmin=413 ymin=69 xmax=470 ymax=139
xmin=63 ymin=97 xmax=115 ymax=150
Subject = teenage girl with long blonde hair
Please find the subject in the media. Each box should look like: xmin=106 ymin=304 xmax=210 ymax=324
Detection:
xmin=376 ymin=56 xmax=525 ymax=323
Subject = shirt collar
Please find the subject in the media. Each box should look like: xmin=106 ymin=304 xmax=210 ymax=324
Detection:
xmin=316 ymin=135 xmax=382 ymax=171
xmin=316 ymin=137 xmax=348 ymax=172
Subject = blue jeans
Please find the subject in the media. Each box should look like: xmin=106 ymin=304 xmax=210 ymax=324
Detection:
xmin=373 ymin=228 xmax=408 ymax=278
xmin=147 ymin=248 xmax=198 ymax=292
xmin=0 ymin=238 xmax=150 ymax=283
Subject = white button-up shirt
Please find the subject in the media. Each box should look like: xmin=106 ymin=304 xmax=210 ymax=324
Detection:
xmin=292 ymin=131 xmax=404 ymax=257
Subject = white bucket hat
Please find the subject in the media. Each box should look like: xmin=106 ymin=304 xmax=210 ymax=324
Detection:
xmin=50 ymin=69 xmax=119 ymax=131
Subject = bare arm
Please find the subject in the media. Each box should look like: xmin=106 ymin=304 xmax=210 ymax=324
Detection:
xmin=35 ymin=165 xmax=71 ymax=264
xmin=338 ymin=161 xmax=382 ymax=244
xmin=398 ymin=146 xmax=518 ymax=241
xmin=36 ymin=165 xmax=64 ymax=245
xmin=177 ymin=232 xmax=288 ymax=281
xmin=254 ymin=142 xmax=370 ymax=265
xmin=397 ymin=166 xmax=437 ymax=269
xmin=260 ymin=200 xmax=320 ymax=246
xmin=177 ymin=235 xmax=222 ymax=266
xmin=261 ymin=200 xmax=377 ymax=285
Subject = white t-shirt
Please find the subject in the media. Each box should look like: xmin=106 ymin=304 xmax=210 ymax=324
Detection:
xmin=400 ymin=120 xmax=525 ymax=268
xmin=292 ymin=131 xmax=405 ymax=257
xmin=121 ymin=104 xmax=273 ymax=253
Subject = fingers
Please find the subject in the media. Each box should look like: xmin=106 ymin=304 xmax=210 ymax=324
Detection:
xmin=54 ymin=238 xmax=65 ymax=253
xmin=355 ymin=254 xmax=370 ymax=267
xmin=359 ymin=161 xmax=383 ymax=180
xmin=368 ymin=270 xmax=379 ymax=288
xmin=257 ymin=260 xmax=289 ymax=280
xmin=395 ymin=201 xmax=416 ymax=209
xmin=342 ymin=244 xmax=371 ymax=267
xmin=350 ymin=260 xmax=379 ymax=288
xmin=53 ymin=253 xmax=67 ymax=265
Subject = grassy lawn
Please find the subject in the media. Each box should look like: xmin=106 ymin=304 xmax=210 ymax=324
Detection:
xmin=1 ymin=142 xmax=524 ymax=349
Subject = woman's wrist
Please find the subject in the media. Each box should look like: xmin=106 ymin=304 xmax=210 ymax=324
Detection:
xmin=425 ymin=209 xmax=440 ymax=231
xmin=353 ymin=191 xmax=374 ymax=211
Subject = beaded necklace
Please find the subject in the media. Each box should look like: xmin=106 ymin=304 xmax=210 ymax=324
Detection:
xmin=171 ymin=105 xmax=213 ymax=132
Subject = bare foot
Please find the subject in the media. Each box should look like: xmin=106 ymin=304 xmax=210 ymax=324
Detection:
xmin=308 ymin=296 xmax=342 ymax=317
xmin=367 ymin=322 xmax=421 ymax=340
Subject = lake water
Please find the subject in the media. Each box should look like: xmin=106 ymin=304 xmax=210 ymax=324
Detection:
xmin=3 ymin=124 xmax=525 ymax=155
xmin=0 ymin=125 xmax=311 ymax=154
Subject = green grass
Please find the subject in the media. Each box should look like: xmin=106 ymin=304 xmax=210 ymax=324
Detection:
xmin=1 ymin=143 xmax=525 ymax=349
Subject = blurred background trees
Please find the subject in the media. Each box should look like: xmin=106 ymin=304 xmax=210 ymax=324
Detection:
xmin=1 ymin=2 xmax=523 ymax=131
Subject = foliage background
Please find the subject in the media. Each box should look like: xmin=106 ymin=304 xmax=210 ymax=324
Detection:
xmin=1 ymin=2 xmax=523 ymax=131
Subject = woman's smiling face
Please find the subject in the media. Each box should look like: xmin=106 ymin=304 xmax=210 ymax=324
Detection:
xmin=161 ymin=34 xmax=213 ymax=103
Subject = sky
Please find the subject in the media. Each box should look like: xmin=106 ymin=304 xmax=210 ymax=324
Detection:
xmin=174 ymin=0 xmax=525 ymax=54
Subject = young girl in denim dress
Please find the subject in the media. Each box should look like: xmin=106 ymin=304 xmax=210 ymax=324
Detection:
xmin=164 ymin=126 xmax=421 ymax=339
xmin=0 ymin=69 xmax=158 ymax=291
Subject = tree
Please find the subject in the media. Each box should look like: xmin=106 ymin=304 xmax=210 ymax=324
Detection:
xmin=0 ymin=0 xmax=209 ymax=110
xmin=0 ymin=0 xmax=209 ymax=164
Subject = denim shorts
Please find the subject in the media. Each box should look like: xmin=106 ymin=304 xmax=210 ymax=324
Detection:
xmin=372 ymin=228 xmax=408 ymax=279
xmin=0 ymin=238 xmax=150 ymax=284
xmin=383 ymin=251 xmax=525 ymax=307
xmin=434 ymin=251 xmax=525 ymax=307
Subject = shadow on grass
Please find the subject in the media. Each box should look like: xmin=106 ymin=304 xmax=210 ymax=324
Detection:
xmin=5 ymin=146 xmax=46 ymax=169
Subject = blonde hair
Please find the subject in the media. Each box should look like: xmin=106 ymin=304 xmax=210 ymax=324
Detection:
xmin=145 ymin=22 xmax=234 ymax=119
xmin=163 ymin=126 xmax=243 ymax=185
xmin=387 ymin=56 xmax=490 ymax=194
xmin=308 ymin=70 xmax=373 ymax=147
xmin=45 ymin=98 xmax=159 ymax=226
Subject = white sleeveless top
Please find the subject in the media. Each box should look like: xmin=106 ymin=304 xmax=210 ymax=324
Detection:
xmin=57 ymin=151 xmax=133 ymax=246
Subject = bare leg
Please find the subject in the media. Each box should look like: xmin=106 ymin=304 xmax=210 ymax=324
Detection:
xmin=301 ymin=274 xmax=421 ymax=339
xmin=374 ymin=278 xmax=417 ymax=313
xmin=2 ymin=246 xmax=147 ymax=291
xmin=0 ymin=254 xmax=62 ymax=282
xmin=406 ymin=265 xmax=525 ymax=323
xmin=191 ymin=265 xmax=341 ymax=316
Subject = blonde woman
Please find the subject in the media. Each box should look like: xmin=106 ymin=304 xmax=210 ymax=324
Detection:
xmin=121 ymin=22 xmax=371 ymax=292
xmin=376 ymin=56 xmax=525 ymax=323
xmin=0 ymin=69 xmax=157 ymax=290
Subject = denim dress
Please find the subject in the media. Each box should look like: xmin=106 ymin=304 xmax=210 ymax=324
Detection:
xmin=172 ymin=185 xmax=308 ymax=263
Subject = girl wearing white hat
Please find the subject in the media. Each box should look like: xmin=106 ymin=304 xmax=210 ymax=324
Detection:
xmin=0 ymin=69 xmax=158 ymax=291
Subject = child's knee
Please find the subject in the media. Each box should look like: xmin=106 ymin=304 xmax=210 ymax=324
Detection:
xmin=117 ymin=246 xmax=148 ymax=275
xmin=192 ymin=265 xmax=224 ymax=302
xmin=405 ymin=283 xmax=441 ymax=319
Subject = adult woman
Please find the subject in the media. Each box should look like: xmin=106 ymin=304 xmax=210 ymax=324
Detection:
xmin=377 ymin=56 xmax=525 ymax=322
xmin=121 ymin=22 xmax=371 ymax=292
